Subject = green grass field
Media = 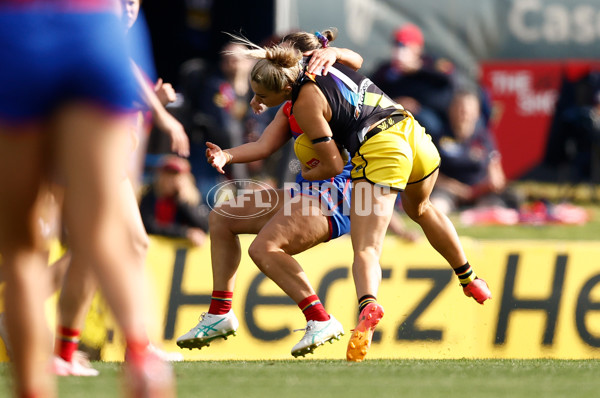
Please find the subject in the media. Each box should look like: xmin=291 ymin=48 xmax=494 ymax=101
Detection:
xmin=2 ymin=359 xmax=599 ymax=398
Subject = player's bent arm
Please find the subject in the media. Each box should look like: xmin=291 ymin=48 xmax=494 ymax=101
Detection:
xmin=294 ymin=85 xmax=344 ymax=180
xmin=153 ymin=109 xmax=190 ymax=157
xmin=206 ymin=106 xmax=291 ymax=174
xmin=132 ymin=62 xmax=190 ymax=157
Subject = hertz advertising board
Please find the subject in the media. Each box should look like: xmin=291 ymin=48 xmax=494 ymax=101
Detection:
xmin=98 ymin=236 xmax=600 ymax=361
xmin=2 ymin=236 xmax=600 ymax=361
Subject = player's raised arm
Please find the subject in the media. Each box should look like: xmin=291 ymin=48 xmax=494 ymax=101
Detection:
xmin=132 ymin=62 xmax=190 ymax=157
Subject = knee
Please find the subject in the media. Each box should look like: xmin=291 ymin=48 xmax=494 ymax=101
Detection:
xmin=247 ymin=239 xmax=265 ymax=266
xmin=353 ymin=246 xmax=381 ymax=267
xmin=404 ymin=199 xmax=432 ymax=222
xmin=209 ymin=208 xmax=232 ymax=235
xmin=248 ymin=238 xmax=273 ymax=273
xmin=132 ymin=230 xmax=149 ymax=259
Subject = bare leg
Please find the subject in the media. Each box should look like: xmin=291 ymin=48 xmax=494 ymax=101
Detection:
xmin=0 ymin=125 xmax=56 ymax=397
xmin=346 ymin=181 xmax=396 ymax=362
xmin=53 ymin=105 xmax=175 ymax=396
xmin=53 ymin=104 xmax=149 ymax=347
xmin=400 ymin=169 xmax=467 ymax=268
xmin=177 ymin=189 xmax=289 ymax=349
xmin=59 ymin=176 xmax=149 ymax=329
xmin=208 ymin=189 xmax=287 ymax=292
xmin=55 ymin=250 xmax=97 ymax=337
xmin=186 ymin=189 xmax=342 ymax=357
xmin=54 ymin=176 xmax=150 ymax=367
xmin=248 ymin=194 xmax=329 ymax=303
xmin=350 ymin=181 xmax=397 ymax=299
xmin=48 ymin=251 xmax=72 ymax=297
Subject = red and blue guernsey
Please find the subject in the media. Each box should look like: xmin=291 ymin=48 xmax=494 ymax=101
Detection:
xmin=0 ymin=0 xmax=120 ymax=12
xmin=0 ymin=0 xmax=141 ymax=122
xmin=283 ymin=101 xmax=352 ymax=241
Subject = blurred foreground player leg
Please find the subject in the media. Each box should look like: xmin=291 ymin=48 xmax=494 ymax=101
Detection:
xmin=0 ymin=1 xmax=174 ymax=396
xmin=52 ymin=0 xmax=185 ymax=376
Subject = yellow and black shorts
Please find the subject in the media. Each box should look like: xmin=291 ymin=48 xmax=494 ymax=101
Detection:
xmin=350 ymin=114 xmax=440 ymax=191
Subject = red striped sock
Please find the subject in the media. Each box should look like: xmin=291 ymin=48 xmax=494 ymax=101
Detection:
xmin=298 ymin=295 xmax=329 ymax=322
xmin=208 ymin=290 xmax=233 ymax=315
xmin=55 ymin=326 xmax=80 ymax=362
xmin=125 ymin=336 xmax=151 ymax=362
xmin=20 ymin=391 xmax=43 ymax=398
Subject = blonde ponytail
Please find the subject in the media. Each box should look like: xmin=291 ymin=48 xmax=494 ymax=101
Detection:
xmin=223 ymin=33 xmax=304 ymax=92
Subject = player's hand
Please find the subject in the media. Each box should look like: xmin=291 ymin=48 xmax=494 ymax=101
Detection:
xmin=155 ymin=110 xmax=190 ymax=157
xmin=154 ymin=78 xmax=177 ymax=106
xmin=304 ymin=47 xmax=339 ymax=75
xmin=250 ymin=96 xmax=267 ymax=115
xmin=205 ymin=141 xmax=229 ymax=174
xmin=300 ymin=164 xmax=324 ymax=181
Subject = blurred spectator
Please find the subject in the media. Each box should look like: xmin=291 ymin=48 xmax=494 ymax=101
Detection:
xmin=371 ymin=23 xmax=457 ymax=139
xmin=139 ymin=155 xmax=209 ymax=246
xmin=430 ymin=90 xmax=520 ymax=214
xmin=542 ymin=69 xmax=600 ymax=189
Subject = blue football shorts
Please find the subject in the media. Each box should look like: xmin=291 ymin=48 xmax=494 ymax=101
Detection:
xmin=288 ymin=170 xmax=352 ymax=241
xmin=0 ymin=9 xmax=140 ymax=122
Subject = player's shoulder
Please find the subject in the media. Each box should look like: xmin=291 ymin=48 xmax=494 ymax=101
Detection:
xmin=294 ymin=83 xmax=325 ymax=110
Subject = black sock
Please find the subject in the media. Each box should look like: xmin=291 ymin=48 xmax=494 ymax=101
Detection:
xmin=454 ymin=262 xmax=477 ymax=287
xmin=358 ymin=294 xmax=377 ymax=313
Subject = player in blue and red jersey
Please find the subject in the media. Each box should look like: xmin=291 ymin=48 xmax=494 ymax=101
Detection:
xmin=177 ymin=33 xmax=360 ymax=358
xmin=0 ymin=1 xmax=174 ymax=396
xmin=48 ymin=0 xmax=188 ymax=378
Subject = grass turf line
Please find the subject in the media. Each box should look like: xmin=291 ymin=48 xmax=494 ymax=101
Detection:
xmin=1 ymin=359 xmax=599 ymax=398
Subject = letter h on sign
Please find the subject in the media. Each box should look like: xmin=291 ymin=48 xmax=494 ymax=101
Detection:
xmin=164 ymin=248 xmax=211 ymax=340
xmin=495 ymin=253 xmax=567 ymax=346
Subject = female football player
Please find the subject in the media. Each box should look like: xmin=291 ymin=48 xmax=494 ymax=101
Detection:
xmin=219 ymin=30 xmax=492 ymax=363
xmin=177 ymin=30 xmax=359 ymax=358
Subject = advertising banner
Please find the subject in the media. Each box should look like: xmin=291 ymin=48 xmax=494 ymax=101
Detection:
xmin=480 ymin=61 xmax=563 ymax=179
xmin=480 ymin=60 xmax=600 ymax=180
xmin=95 ymin=235 xmax=600 ymax=361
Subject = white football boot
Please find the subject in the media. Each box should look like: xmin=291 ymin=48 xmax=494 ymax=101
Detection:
xmin=291 ymin=315 xmax=344 ymax=357
xmin=147 ymin=343 xmax=184 ymax=362
xmin=176 ymin=310 xmax=239 ymax=350
xmin=51 ymin=351 xmax=100 ymax=377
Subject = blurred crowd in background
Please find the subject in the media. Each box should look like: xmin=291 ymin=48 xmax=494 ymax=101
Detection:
xmin=136 ymin=1 xmax=600 ymax=240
